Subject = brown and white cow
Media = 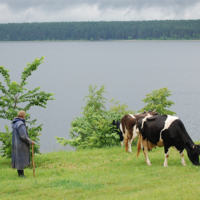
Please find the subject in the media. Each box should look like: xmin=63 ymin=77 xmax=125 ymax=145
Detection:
xmin=136 ymin=115 xmax=200 ymax=166
xmin=121 ymin=111 xmax=158 ymax=153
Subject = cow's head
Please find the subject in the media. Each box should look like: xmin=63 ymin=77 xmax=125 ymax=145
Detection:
xmin=186 ymin=144 xmax=200 ymax=165
xmin=112 ymin=120 xmax=121 ymax=130
xmin=112 ymin=120 xmax=116 ymax=125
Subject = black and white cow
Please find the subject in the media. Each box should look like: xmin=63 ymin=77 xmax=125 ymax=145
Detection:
xmin=112 ymin=120 xmax=124 ymax=147
xmin=137 ymin=115 xmax=200 ymax=166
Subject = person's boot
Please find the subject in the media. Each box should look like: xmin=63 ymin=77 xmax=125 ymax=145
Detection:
xmin=18 ymin=170 xmax=26 ymax=178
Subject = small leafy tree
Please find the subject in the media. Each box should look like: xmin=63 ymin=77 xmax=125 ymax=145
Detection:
xmin=0 ymin=56 xmax=54 ymax=158
xmin=138 ymin=87 xmax=176 ymax=115
xmin=56 ymin=85 xmax=134 ymax=149
xmin=108 ymin=98 xmax=135 ymax=121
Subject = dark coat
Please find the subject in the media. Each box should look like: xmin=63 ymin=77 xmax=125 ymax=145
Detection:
xmin=11 ymin=118 xmax=33 ymax=170
xmin=112 ymin=120 xmax=123 ymax=142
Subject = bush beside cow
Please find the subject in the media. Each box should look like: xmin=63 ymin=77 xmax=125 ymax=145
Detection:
xmin=136 ymin=115 xmax=200 ymax=166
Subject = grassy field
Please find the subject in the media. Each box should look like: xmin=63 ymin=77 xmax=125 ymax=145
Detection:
xmin=0 ymin=146 xmax=200 ymax=200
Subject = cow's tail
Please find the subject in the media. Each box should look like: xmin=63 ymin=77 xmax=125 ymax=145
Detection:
xmin=137 ymin=134 xmax=142 ymax=157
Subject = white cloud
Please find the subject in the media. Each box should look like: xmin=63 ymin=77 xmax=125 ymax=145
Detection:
xmin=0 ymin=1 xmax=200 ymax=23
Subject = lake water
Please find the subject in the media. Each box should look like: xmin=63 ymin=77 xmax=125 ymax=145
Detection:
xmin=0 ymin=41 xmax=200 ymax=152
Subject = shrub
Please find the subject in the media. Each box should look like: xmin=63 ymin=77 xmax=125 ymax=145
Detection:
xmin=56 ymin=85 xmax=135 ymax=148
xmin=138 ymin=87 xmax=176 ymax=115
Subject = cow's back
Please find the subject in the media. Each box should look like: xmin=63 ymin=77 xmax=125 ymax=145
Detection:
xmin=138 ymin=115 xmax=168 ymax=145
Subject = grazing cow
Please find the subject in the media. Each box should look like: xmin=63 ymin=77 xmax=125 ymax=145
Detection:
xmin=137 ymin=115 xmax=200 ymax=166
xmin=121 ymin=111 xmax=158 ymax=153
xmin=112 ymin=120 xmax=124 ymax=147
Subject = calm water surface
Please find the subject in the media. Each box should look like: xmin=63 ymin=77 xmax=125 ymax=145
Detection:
xmin=0 ymin=41 xmax=200 ymax=152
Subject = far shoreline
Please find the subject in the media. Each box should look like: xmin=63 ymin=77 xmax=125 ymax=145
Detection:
xmin=1 ymin=39 xmax=200 ymax=43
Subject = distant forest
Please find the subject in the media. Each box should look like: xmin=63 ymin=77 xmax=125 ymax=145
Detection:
xmin=1 ymin=20 xmax=200 ymax=41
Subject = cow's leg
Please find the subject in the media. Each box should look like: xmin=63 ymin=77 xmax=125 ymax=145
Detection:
xmin=121 ymin=140 xmax=124 ymax=148
xmin=124 ymin=137 xmax=128 ymax=151
xmin=142 ymin=139 xmax=151 ymax=166
xmin=121 ymin=119 xmax=127 ymax=151
xmin=127 ymin=129 xmax=133 ymax=153
xmin=119 ymin=125 xmax=124 ymax=148
xmin=180 ymin=150 xmax=186 ymax=166
xmin=164 ymin=146 xmax=169 ymax=167
xmin=127 ymin=127 xmax=133 ymax=153
xmin=174 ymin=143 xmax=186 ymax=166
xmin=128 ymin=139 xmax=132 ymax=153
xmin=124 ymin=128 xmax=128 ymax=151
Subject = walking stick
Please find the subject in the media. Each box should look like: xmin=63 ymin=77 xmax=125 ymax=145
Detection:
xmin=32 ymin=143 xmax=35 ymax=178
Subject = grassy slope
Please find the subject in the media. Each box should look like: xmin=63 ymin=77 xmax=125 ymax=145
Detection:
xmin=0 ymin=146 xmax=200 ymax=200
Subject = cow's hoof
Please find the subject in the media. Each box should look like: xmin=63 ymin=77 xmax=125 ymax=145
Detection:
xmin=163 ymin=164 xmax=168 ymax=167
xmin=182 ymin=163 xmax=186 ymax=166
xmin=147 ymin=162 xmax=152 ymax=166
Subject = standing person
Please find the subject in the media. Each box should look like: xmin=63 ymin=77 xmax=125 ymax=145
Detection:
xmin=12 ymin=111 xmax=35 ymax=177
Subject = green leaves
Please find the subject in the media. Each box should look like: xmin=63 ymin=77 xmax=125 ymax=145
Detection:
xmin=108 ymin=98 xmax=135 ymax=121
xmin=0 ymin=56 xmax=55 ymax=121
xmin=83 ymin=85 xmax=107 ymax=115
xmin=21 ymin=56 xmax=45 ymax=87
xmin=139 ymin=87 xmax=176 ymax=115
xmin=56 ymin=85 xmax=134 ymax=149
xmin=0 ymin=66 xmax=10 ymax=87
xmin=0 ymin=56 xmax=55 ymax=158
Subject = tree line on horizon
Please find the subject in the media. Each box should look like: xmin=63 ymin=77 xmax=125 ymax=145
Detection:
xmin=1 ymin=20 xmax=200 ymax=41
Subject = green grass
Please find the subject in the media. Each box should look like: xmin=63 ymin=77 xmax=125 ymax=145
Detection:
xmin=0 ymin=146 xmax=200 ymax=200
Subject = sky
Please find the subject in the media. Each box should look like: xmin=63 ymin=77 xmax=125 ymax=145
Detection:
xmin=0 ymin=0 xmax=200 ymax=23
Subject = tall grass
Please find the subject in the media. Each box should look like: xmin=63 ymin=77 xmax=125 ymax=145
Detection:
xmin=0 ymin=146 xmax=200 ymax=200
